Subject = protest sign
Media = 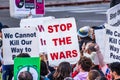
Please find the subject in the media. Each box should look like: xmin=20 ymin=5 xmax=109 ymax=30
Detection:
xmin=43 ymin=17 xmax=80 ymax=66
xmin=2 ymin=28 xmax=39 ymax=65
xmin=20 ymin=16 xmax=55 ymax=53
xmin=14 ymin=57 xmax=40 ymax=80
xmin=10 ymin=0 xmax=45 ymax=18
xmin=95 ymin=29 xmax=106 ymax=56
xmin=107 ymin=3 xmax=120 ymax=27
xmin=106 ymin=3 xmax=120 ymax=63
xmin=20 ymin=16 xmax=55 ymax=28
xmin=105 ymin=25 xmax=120 ymax=63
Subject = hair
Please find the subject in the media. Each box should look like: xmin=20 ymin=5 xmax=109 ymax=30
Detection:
xmin=95 ymin=76 xmax=107 ymax=80
xmin=40 ymin=60 xmax=49 ymax=76
xmin=53 ymin=62 xmax=72 ymax=80
xmin=0 ymin=24 xmax=9 ymax=32
xmin=17 ymin=53 xmax=31 ymax=57
xmin=109 ymin=62 xmax=120 ymax=75
xmin=18 ymin=71 xmax=33 ymax=80
xmin=78 ymin=56 xmax=92 ymax=71
xmin=87 ymin=44 xmax=96 ymax=52
xmin=88 ymin=70 xmax=100 ymax=80
xmin=64 ymin=77 xmax=74 ymax=80
xmin=3 ymin=25 xmax=9 ymax=28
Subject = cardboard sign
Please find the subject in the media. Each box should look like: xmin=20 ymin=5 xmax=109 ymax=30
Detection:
xmin=107 ymin=3 xmax=120 ymax=27
xmin=20 ymin=16 xmax=55 ymax=53
xmin=14 ymin=57 xmax=40 ymax=80
xmin=2 ymin=28 xmax=39 ymax=65
xmin=43 ymin=17 xmax=80 ymax=66
xmin=105 ymin=25 xmax=120 ymax=63
xmin=10 ymin=0 xmax=45 ymax=18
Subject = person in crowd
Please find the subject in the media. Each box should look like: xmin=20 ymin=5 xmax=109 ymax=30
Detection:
xmin=0 ymin=22 xmax=3 ymax=72
xmin=95 ymin=76 xmax=107 ymax=80
xmin=77 ymin=26 xmax=93 ymax=51
xmin=87 ymin=70 xmax=101 ymax=80
xmin=109 ymin=62 xmax=120 ymax=80
xmin=83 ymin=41 xmax=105 ymax=77
xmin=110 ymin=0 xmax=120 ymax=8
xmin=0 ymin=23 xmax=14 ymax=80
xmin=17 ymin=53 xmax=31 ymax=57
xmin=83 ymin=41 xmax=98 ymax=63
xmin=73 ymin=56 xmax=93 ymax=80
xmin=11 ymin=53 xmax=31 ymax=80
xmin=40 ymin=60 xmax=49 ymax=80
xmin=18 ymin=71 xmax=33 ymax=80
xmin=88 ymin=25 xmax=105 ymax=43
xmin=64 ymin=77 xmax=74 ymax=80
xmin=92 ymin=44 xmax=112 ymax=80
xmin=52 ymin=61 xmax=72 ymax=80
xmin=40 ymin=53 xmax=55 ymax=73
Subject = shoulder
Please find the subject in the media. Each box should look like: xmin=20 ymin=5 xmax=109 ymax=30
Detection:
xmin=74 ymin=72 xmax=88 ymax=80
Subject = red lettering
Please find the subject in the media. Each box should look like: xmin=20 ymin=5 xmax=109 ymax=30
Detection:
xmin=40 ymin=38 xmax=46 ymax=46
xmin=59 ymin=37 xmax=66 ymax=45
xmin=50 ymin=50 xmax=78 ymax=60
xmin=47 ymin=23 xmax=72 ymax=33
xmin=66 ymin=50 xmax=72 ymax=58
xmin=48 ymin=25 xmax=53 ymax=33
xmin=52 ymin=38 xmax=58 ymax=46
xmin=50 ymin=52 xmax=58 ymax=60
xmin=37 ymin=25 xmax=44 ymax=32
xmin=60 ymin=24 xmax=66 ymax=31
xmin=53 ymin=24 xmax=59 ymax=32
xmin=72 ymin=50 xmax=78 ymax=57
xmin=66 ymin=37 xmax=72 ymax=44
xmin=52 ymin=36 xmax=72 ymax=46
xmin=60 ymin=52 xmax=66 ymax=59
xmin=67 ymin=23 xmax=72 ymax=30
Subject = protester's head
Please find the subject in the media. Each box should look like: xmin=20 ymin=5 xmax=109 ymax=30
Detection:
xmin=78 ymin=26 xmax=90 ymax=38
xmin=77 ymin=56 xmax=92 ymax=72
xmin=18 ymin=71 xmax=33 ymax=80
xmin=17 ymin=53 xmax=31 ymax=57
xmin=109 ymin=62 xmax=120 ymax=79
xmin=89 ymin=26 xmax=95 ymax=41
xmin=64 ymin=77 xmax=74 ymax=80
xmin=87 ymin=70 xmax=100 ymax=80
xmin=0 ymin=23 xmax=9 ymax=33
xmin=40 ymin=60 xmax=49 ymax=76
xmin=53 ymin=62 xmax=72 ymax=80
xmin=95 ymin=76 xmax=107 ymax=80
xmin=84 ymin=41 xmax=96 ymax=54
xmin=39 ymin=52 xmax=48 ymax=62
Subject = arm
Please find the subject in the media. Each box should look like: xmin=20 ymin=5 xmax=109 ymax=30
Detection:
xmin=94 ymin=44 xmax=105 ymax=67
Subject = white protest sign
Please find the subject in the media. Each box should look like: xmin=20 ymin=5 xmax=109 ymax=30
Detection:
xmin=43 ymin=17 xmax=80 ymax=66
xmin=107 ymin=3 xmax=120 ymax=27
xmin=105 ymin=25 xmax=120 ymax=63
xmin=10 ymin=0 xmax=45 ymax=19
xmin=95 ymin=29 xmax=106 ymax=56
xmin=20 ymin=16 xmax=55 ymax=28
xmin=20 ymin=16 xmax=55 ymax=53
xmin=2 ymin=28 xmax=39 ymax=65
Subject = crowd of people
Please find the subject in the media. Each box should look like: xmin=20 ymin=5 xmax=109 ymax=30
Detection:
xmin=0 ymin=21 xmax=120 ymax=80
xmin=1 ymin=1 xmax=120 ymax=79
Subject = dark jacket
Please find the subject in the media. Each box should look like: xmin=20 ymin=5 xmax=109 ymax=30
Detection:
xmin=110 ymin=0 xmax=120 ymax=8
